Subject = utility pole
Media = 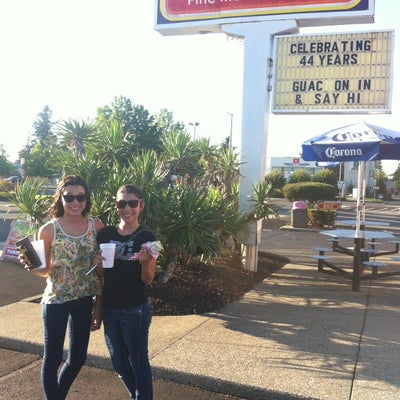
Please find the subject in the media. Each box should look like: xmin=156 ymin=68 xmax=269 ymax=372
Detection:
xmin=189 ymin=122 xmax=199 ymax=140
xmin=226 ymin=112 xmax=233 ymax=149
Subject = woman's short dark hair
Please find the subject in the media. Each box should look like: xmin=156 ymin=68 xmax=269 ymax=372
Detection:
xmin=50 ymin=175 xmax=92 ymax=218
xmin=116 ymin=184 xmax=143 ymax=199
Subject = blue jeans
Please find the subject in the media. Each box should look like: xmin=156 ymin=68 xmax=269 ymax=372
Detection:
xmin=41 ymin=296 xmax=93 ymax=400
xmin=103 ymin=302 xmax=153 ymax=400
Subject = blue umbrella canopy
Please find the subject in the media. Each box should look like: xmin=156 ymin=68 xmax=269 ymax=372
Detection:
xmin=302 ymin=122 xmax=400 ymax=162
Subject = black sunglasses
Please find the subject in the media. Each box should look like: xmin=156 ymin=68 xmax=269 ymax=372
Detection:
xmin=62 ymin=193 xmax=88 ymax=203
xmin=116 ymin=199 xmax=141 ymax=209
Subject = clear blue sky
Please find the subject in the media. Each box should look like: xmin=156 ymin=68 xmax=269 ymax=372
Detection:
xmin=0 ymin=1 xmax=398 ymax=174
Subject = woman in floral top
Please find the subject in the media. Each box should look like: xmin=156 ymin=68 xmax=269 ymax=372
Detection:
xmin=26 ymin=175 xmax=104 ymax=400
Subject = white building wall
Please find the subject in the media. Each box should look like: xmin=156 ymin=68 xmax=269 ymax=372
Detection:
xmin=266 ymin=157 xmax=324 ymax=181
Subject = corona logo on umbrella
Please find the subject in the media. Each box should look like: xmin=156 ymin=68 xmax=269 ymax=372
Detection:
xmin=302 ymin=122 xmax=400 ymax=162
xmin=302 ymin=121 xmax=400 ymax=237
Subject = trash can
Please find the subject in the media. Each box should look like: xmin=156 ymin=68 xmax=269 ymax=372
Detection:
xmin=291 ymin=201 xmax=308 ymax=228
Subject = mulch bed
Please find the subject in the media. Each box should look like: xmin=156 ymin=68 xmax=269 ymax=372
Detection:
xmin=148 ymin=252 xmax=288 ymax=316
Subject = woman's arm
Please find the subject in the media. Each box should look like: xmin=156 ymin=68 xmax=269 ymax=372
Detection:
xmin=139 ymin=246 xmax=156 ymax=286
xmin=94 ymin=219 xmax=105 ymax=233
xmin=90 ymin=219 xmax=105 ymax=330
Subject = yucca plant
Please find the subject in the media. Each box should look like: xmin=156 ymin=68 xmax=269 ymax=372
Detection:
xmin=247 ymin=179 xmax=279 ymax=221
xmin=151 ymin=186 xmax=243 ymax=276
xmin=7 ymin=177 xmax=52 ymax=238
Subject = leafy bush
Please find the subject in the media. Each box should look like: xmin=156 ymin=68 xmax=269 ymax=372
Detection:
xmin=283 ymin=182 xmax=337 ymax=204
xmin=0 ymin=180 xmax=15 ymax=193
xmin=313 ymin=169 xmax=338 ymax=186
xmin=265 ymin=170 xmax=286 ymax=190
xmin=288 ymin=169 xmax=312 ymax=183
xmin=271 ymin=188 xmax=284 ymax=198
xmin=308 ymin=209 xmax=336 ymax=227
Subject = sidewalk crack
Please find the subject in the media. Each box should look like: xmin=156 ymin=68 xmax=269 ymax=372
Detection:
xmin=349 ymin=280 xmax=371 ymax=400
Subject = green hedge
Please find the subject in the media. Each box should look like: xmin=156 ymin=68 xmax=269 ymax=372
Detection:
xmin=283 ymin=182 xmax=337 ymax=204
xmin=308 ymin=209 xmax=336 ymax=227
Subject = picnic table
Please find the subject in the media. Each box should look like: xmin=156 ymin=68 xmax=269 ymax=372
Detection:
xmin=316 ymin=229 xmax=400 ymax=291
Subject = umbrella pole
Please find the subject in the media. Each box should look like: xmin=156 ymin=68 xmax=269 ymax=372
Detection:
xmin=361 ymin=161 xmax=367 ymax=228
xmin=353 ymin=161 xmax=367 ymax=291
xmin=356 ymin=162 xmax=363 ymax=238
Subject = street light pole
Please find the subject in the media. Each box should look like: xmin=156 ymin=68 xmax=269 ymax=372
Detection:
xmin=189 ymin=122 xmax=199 ymax=140
xmin=226 ymin=112 xmax=233 ymax=149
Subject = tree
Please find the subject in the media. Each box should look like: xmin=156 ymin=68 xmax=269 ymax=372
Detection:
xmin=22 ymin=106 xmax=58 ymax=177
xmin=32 ymin=105 xmax=55 ymax=144
xmin=155 ymin=109 xmax=185 ymax=137
xmin=56 ymin=118 xmax=95 ymax=158
xmin=23 ymin=140 xmax=59 ymax=177
xmin=393 ymin=163 xmax=400 ymax=193
xmin=0 ymin=146 xmax=13 ymax=176
xmin=374 ymin=166 xmax=388 ymax=195
xmin=160 ymin=129 xmax=199 ymax=181
xmin=96 ymin=96 xmax=163 ymax=155
xmin=89 ymin=119 xmax=131 ymax=167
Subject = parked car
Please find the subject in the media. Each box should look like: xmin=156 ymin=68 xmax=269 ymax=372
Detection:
xmin=6 ymin=176 xmax=22 ymax=183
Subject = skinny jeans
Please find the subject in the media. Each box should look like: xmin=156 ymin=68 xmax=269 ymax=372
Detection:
xmin=41 ymin=296 xmax=93 ymax=400
xmin=103 ymin=302 xmax=153 ymax=400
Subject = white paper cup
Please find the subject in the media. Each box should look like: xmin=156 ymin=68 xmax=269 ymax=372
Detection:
xmin=31 ymin=239 xmax=47 ymax=269
xmin=100 ymin=243 xmax=116 ymax=268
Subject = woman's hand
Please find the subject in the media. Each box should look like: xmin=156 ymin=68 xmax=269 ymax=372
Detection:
xmin=91 ymin=295 xmax=103 ymax=331
xmin=18 ymin=253 xmax=31 ymax=271
xmin=92 ymin=250 xmax=105 ymax=278
xmin=137 ymin=246 xmax=153 ymax=262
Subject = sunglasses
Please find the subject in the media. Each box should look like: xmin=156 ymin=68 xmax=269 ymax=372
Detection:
xmin=62 ymin=194 xmax=88 ymax=203
xmin=116 ymin=199 xmax=141 ymax=209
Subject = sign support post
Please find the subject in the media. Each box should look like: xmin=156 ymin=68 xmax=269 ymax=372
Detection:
xmin=222 ymin=20 xmax=298 ymax=271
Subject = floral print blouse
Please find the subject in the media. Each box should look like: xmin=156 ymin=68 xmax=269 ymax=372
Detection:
xmin=41 ymin=218 xmax=102 ymax=304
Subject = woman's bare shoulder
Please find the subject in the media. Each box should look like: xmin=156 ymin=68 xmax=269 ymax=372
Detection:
xmin=38 ymin=220 xmax=55 ymax=240
xmin=93 ymin=218 xmax=105 ymax=233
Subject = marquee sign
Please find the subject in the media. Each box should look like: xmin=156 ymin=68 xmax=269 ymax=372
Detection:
xmin=155 ymin=0 xmax=374 ymax=35
xmin=272 ymin=30 xmax=393 ymax=114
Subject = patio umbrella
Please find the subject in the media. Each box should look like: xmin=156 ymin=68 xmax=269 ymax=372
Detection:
xmin=302 ymin=122 xmax=400 ymax=237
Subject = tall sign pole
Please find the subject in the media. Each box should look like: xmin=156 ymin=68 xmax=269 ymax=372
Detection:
xmin=222 ymin=21 xmax=298 ymax=271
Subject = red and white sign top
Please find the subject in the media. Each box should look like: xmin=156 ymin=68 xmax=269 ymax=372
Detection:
xmin=155 ymin=0 xmax=374 ymax=35
xmin=162 ymin=0 xmax=362 ymax=18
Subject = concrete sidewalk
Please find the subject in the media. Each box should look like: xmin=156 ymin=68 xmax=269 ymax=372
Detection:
xmin=1 ymin=223 xmax=400 ymax=399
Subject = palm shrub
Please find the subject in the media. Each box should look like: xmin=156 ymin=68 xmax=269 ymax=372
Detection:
xmin=248 ymin=179 xmax=279 ymax=221
xmin=16 ymin=101 xmax=272 ymax=283
xmin=58 ymin=151 xmax=110 ymax=195
xmin=147 ymin=186 xmax=244 ymax=282
xmin=7 ymin=177 xmax=53 ymax=238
